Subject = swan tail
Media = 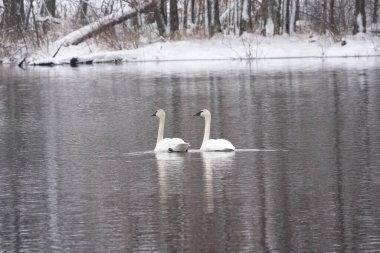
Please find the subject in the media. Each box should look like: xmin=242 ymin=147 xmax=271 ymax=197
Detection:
xmin=202 ymin=148 xmax=235 ymax=152
xmin=218 ymin=148 xmax=235 ymax=152
xmin=169 ymin=143 xmax=190 ymax=152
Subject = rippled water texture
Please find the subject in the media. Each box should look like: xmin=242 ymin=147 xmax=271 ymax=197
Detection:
xmin=1 ymin=58 xmax=380 ymax=252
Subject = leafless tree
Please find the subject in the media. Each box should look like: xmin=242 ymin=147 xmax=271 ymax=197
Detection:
xmin=153 ymin=0 xmax=166 ymax=36
xmin=214 ymin=0 xmax=222 ymax=33
xmin=2 ymin=0 xmax=25 ymax=33
xmin=79 ymin=0 xmax=89 ymax=24
xmin=183 ymin=0 xmax=189 ymax=30
xmin=373 ymin=0 xmax=379 ymax=24
xmin=170 ymin=0 xmax=179 ymax=37
xmin=353 ymin=0 xmax=366 ymax=34
xmin=46 ymin=0 xmax=56 ymax=17
xmin=191 ymin=0 xmax=195 ymax=24
xmin=329 ymin=0 xmax=335 ymax=33
xmin=240 ymin=0 xmax=252 ymax=35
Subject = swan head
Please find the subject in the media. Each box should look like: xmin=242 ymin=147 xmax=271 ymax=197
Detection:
xmin=152 ymin=109 xmax=165 ymax=119
xmin=193 ymin=109 xmax=211 ymax=118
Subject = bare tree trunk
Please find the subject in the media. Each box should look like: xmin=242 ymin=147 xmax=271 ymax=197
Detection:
xmin=191 ymin=0 xmax=195 ymax=24
xmin=263 ymin=0 xmax=269 ymax=35
xmin=286 ymin=0 xmax=290 ymax=33
xmin=322 ymin=0 xmax=327 ymax=33
xmin=31 ymin=0 xmax=40 ymax=46
xmin=214 ymin=0 xmax=222 ymax=33
xmin=79 ymin=0 xmax=89 ymax=24
xmin=46 ymin=0 xmax=56 ymax=17
xmin=362 ymin=0 xmax=367 ymax=32
xmin=289 ymin=0 xmax=296 ymax=34
xmin=240 ymin=0 xmax=252 ymax=35
xmin=25 ymin=0 xmax=33 ymax=29
xmin=281 ymin=0 xmax=285 ymax=33
xmin=353 ymin=0 xmax=366 ymax=34
xmin=234 ymin=0 xmax=239 ymax=35
xmin=169 ymin=0 xmax=179 ymax=37
xmin=282 ymin=0 xmax=288 ymax=33
xmin=154 ymin=0 xmax=166 ymax=36
xmin=373 ymin=0 xmax=379 ymax=23
xmin=329 ymin=0 xmax=335 ymax=33
xmin=295 ymin=0 xmax=300 ymax=22
xmin=275 ymin=0 xmax=282 ymax=34
xmin=206 ymin=0 xmax=213 ymax=36
xmin=184 ymin=0 xmax=189 ymax=30
xmin=161 ymin=0 xmax=168 ymax=25
xmin=354 ymin=0 xmax=359 ymax=33
xmin=40 ymin=0 xmax=55 ymax=17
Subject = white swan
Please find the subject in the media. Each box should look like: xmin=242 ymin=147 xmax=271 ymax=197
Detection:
xmin=152 ymin=109 xmax=190 ymax=152
xmin=194 ymin=109 xmax=235 ymax=152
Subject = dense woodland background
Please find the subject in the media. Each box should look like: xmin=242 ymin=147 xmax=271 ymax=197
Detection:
xmin=0 ymin=0 xmax=379 ymax=60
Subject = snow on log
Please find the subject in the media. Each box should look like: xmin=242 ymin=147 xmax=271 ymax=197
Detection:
xmin=55 ymin=2 xmax=154 ymax=47
xmin=29 ymin=49 xmax=138 ymax=66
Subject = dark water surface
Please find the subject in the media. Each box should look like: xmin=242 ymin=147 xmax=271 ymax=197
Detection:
xmin=1 ymin=59 xmax=380 ymax=252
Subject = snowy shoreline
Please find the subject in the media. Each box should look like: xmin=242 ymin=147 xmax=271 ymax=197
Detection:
xmin=2 ymin=34 xmax=380 ymax=66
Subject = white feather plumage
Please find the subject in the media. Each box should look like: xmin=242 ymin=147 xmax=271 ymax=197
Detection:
xmin=195 ymin=109 xmax=235 ymax=152
xmin=153 ymin=109 xmax=190 ymax=153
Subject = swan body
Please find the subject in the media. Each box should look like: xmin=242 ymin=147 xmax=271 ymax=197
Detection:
xmin=155 ymin=138 xmax=190 ymax=152
xmin=200 ymin=139 xmax=235 ymax=152
xmin=152 ymin=109 xmax=190 ymax=153
xmin=194 ymin=109 xmax=235 ymax=152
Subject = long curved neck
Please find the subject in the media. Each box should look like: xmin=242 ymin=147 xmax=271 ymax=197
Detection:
xmin=157 ymin=115 xmax=165 ymax=144
xmin=202 ymin=115 xmax=211 ymax=144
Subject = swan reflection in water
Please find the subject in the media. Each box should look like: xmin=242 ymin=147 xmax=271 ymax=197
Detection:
xmin=155 ymin=152 xmax=186 ymax=210
xmin=201 ymin=152 xmax=236 ymax=214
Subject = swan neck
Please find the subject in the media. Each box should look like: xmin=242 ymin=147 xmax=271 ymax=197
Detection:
xmin=203 ymin=115 xmax=211 ymax=144
xmin=157 ymin=115 xmax=165 ymax=144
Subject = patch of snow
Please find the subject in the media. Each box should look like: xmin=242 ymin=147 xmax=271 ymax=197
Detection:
xmin=296 ymin=20 xmax=311 ymax=27
xmin=28 ymin=34 xmax=380 ymax=66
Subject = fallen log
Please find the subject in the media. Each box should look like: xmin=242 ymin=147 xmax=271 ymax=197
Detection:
xmin=55 ymin=2 xmax=154 ymax=47
xmin=30 ymin=51 xmax=133 ymax=66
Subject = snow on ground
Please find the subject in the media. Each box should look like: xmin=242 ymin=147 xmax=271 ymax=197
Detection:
xmin=24 ymin=33 xmax=380 ymax=65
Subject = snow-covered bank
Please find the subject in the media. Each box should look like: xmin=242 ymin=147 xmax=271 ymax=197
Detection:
xmin=25 ymin=33 xmax=380 ymax=65
xmin=102 ymin=57 xmax=380 ymax=75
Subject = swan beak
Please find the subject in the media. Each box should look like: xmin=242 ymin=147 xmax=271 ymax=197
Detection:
xmin=151 ymin=111 xmax=157 ymax=117
xmin=193 ymin=111 xmax=202 ymax=116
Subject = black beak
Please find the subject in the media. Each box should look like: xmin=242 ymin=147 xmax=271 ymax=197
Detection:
xmin=193 ymin=111 xmax=202 ymax=116
xmin=151 ymin=111 xmax=157 ymax=117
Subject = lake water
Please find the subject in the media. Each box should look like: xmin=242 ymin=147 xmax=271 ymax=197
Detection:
xmin=1 ymin=58 xmax=380 ymax=252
